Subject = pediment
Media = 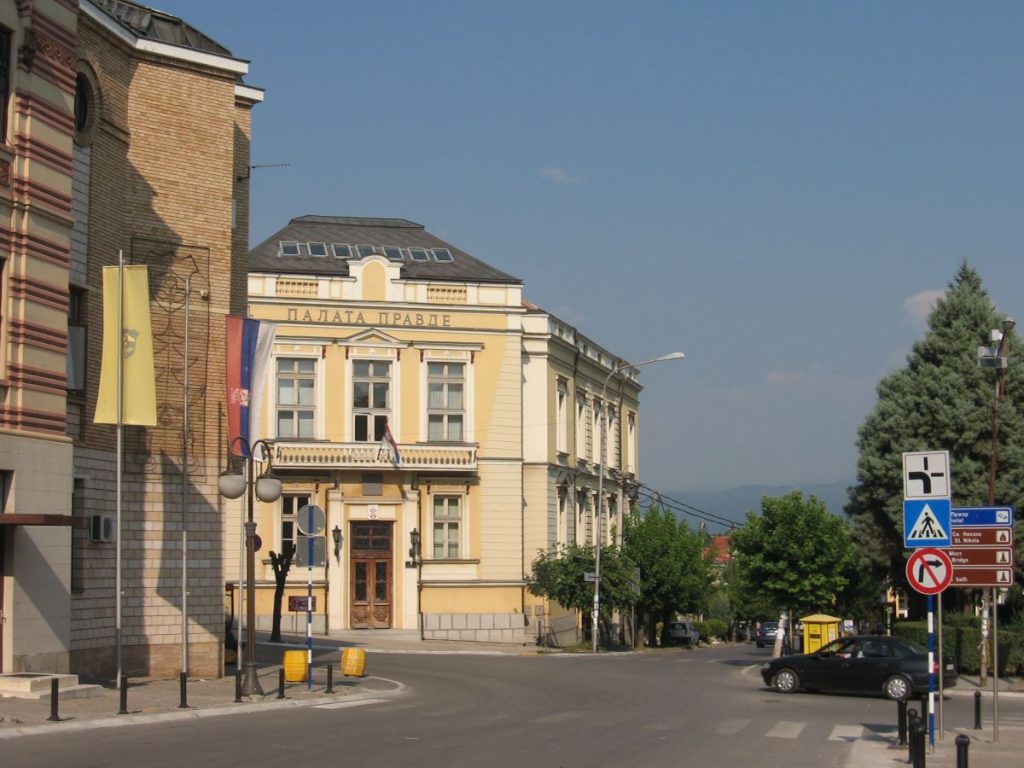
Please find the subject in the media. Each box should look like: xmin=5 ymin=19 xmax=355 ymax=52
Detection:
xmin=341 ymin=328 xmax=404 ymax=347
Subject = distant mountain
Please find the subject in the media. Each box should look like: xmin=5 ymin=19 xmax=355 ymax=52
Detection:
xmin=663 ymin=480 xmax=854 ymax=530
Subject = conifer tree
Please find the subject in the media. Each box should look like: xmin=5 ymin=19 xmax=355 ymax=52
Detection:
xmin=846 ymin=262 xmax=1024 ymax=588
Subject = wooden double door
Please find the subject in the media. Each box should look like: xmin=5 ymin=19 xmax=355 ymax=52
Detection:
xmin=350 ymin=521 xmax=393 ymax=629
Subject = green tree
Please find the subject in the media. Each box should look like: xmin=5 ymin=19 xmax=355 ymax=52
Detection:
xmin=846 ymin=262 xmax=1024 ymax=591
xmin=731 ymin=491 xmax=854 ymax=629
xmin=622 ymin=504 xmax=712 ymax=646
xmin=526 ymin=543 xmax=635 ymax=647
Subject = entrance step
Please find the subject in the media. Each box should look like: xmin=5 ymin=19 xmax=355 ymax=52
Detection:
xmin=0 ymin=673 xmax=103 ymax=700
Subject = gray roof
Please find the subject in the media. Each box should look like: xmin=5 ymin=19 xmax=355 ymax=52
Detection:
xmin=249 ymin=216 xmax=522 ymax=285
xmin=92 ymin=0 xmax=234 ymax=58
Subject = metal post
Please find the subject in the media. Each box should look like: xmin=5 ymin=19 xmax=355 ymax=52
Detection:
xmin=118 ymin=675 xmax=128 ymax=715
xmin=992 ymin=589 xmax=999 ymax=742
xmin=912 ymin=715 xmax=927 ymax=768
xmin=974 ymin=691 xmax=982 ymax=729
xmin=326 ymin=664 xmax=334 ymax=694
xmin=234 ymin=667 xmax=242 ymax=703
xmin=955 ymin=734 xmax=970 ymax=768
xmin=48 ymin=678 xmax=60 ymax=722
xmin=913 ymin=712 xmax=921 ymax=765
xmin=181 ymin=277 xmax=190 ymax=695
xmin=277 ymin=667 xmax=286 ymax=699
xmin=898 ymin=698 xmax=908 ymax=745
xmin=179 ymin=671 xmax=188 ymax=709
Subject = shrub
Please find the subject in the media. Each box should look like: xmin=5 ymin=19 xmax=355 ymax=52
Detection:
xmin=695 ymin=618 xmax=729 ymax=642
xmin=893 ymin=621 xmax=1024 ymax=675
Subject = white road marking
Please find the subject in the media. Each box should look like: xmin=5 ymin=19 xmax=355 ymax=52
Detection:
xmin=765 ymin=720 xmax=806 ymax=739
xmin=829 ymin=724 xmax=864 ymax=742
xmin=715 ymin=718 xmax=750 ymax=734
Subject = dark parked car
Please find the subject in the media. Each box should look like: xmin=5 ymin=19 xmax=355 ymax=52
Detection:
xmin=760 ymin=635 xmax=958 ymax=699
xmin=755 ymin=621 xmax=779 ymax=648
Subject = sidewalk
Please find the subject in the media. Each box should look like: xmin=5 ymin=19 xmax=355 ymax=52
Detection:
xmin=0 ymin=630 xmax=536 ymax=738
xmin=849 ymin=674 xmax=1024 ymax=768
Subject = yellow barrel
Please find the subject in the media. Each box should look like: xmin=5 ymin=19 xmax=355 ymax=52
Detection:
xmin=340 ymin=648 xmax=366 ymax=677
xmin=283 ymin=650 xmax=307 ymax=682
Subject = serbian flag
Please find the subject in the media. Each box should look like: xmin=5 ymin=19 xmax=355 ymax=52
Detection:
xmin=382 ymin=419 xmax=401 ymax=464
xmin=226 ymin=317 xmax=276 ymax=456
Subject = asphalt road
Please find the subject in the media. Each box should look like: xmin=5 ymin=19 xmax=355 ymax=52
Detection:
xmin=2 ymin=643 xmax=1019 ymax=768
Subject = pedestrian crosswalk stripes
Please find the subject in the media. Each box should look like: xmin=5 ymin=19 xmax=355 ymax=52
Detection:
xmin=765 ymin=720 xmax=807 ymax=738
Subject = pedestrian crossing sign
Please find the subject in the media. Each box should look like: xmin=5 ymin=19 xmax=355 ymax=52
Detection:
xmin=903 ymin=498 xmax=952 ymax=548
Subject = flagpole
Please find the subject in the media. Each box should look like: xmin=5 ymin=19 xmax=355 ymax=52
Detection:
xmin=181 ymin=277 xmax=190 ymax=693
xmin=116 ymin=250 xmax=124 ymax=687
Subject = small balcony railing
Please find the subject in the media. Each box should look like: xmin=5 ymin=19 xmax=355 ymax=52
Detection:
xmin=271 ymin=441 xmax=477 ymax=471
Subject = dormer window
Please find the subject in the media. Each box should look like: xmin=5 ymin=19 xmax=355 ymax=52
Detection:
xmin=308 ymin=242 xmax=327 ymax=257
xmin=332 ymin=243 xmax=352 ymax=258
xmin=279 ymin=241 xmax=300 ymax=257
xmin=408 ymin=248 xmax=430 ymax=262
xmin=432 ymin=248 xmax=454 ymax=263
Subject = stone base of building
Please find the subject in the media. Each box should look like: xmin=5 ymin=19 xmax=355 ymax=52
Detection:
xmin=421 ymin=613 xmax=527 ymax=644
xmin=70 ymin=642 xmax=224 ymax=682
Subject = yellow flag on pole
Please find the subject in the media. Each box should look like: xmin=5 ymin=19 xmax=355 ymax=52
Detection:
xmin=94 ymin=264 xmax=158 ymax=425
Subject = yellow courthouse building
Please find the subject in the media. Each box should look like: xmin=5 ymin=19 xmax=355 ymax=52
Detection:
xmin=245 ymin=216 xmax=528 ymax=641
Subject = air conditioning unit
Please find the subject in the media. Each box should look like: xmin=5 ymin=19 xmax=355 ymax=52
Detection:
xmin=88 ymin=514 xmax=115 ymax=543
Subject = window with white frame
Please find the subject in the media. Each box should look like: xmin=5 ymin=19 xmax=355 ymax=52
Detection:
xmin=627 ymin=412 xmax=636 ymax=473
xmin=576 ymin=394 xmax=587 ymax=461
xmin=280 ymin=493 xmax=326 ymax=566
xmin=556 ymin=380 xmax=568 ymax=453
xmin=427 ymin=361 xmax=464 ymax=441
xmin=277 ymin=358 xmax=315 ymax=438
xmin=591 ymin=400 xmax=601 ymax=462
xmin=353 ymin=360 xmax=391 ymax=441
xmin=432 ymin=495 xmax=461 ymax=559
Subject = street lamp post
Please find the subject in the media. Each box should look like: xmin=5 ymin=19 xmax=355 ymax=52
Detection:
xmin=218 ymin=437 xmax=282 ymax=696
xmin=593 ymin=351 xmax=685 ymax=653
xmin=976 ymin=316 xmax=1014 ymax=690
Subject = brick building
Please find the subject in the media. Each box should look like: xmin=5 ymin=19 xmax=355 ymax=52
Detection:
xmin=1 ymin=0 xmax=260 ymax=678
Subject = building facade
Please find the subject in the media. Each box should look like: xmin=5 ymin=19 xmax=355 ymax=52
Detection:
xmin=522 ymin=307 xmax=644 ymax=645
xmin=244 ymin=217 xmax=645 ymax=645
xmin=1 ymin=0 xmax=260 ymax=678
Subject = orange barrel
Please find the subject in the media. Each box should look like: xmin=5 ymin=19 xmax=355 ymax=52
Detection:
xmin=340 ymin=648 xmax=366 ymax=677
xmin=283 ymin=650 xmax=307 ymax=682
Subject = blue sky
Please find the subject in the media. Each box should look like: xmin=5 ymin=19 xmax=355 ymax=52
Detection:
xmin=161 ymin=1 xmax=1024 ymax=493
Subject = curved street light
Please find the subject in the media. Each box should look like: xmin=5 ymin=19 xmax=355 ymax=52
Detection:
xmin=593 ymin=351 xmax=685 ymax=653
xmin=218 ymin=437 xmax=282 ymax=695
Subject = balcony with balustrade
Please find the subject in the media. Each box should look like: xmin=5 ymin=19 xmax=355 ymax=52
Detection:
xmin=271 ymin=441 xmax=477 ymax=472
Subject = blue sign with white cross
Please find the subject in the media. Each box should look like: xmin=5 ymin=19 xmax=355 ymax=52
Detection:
xmin=903 ymin=498 xmax=952 ymax=548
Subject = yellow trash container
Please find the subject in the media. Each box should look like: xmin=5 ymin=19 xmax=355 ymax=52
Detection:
xmin=801 ymin=614 xmax=842 ymax=654
xmin=283 ymin=650 xmax=307 ymax=682
xmin=341 ymin=647 xmax=366 ymax=677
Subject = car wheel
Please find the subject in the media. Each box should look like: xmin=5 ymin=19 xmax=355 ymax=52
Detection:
xmin=772 ymin=668 xmax=800 ymax=693
xmin=884 ymin=675 xmax=912 ymax=701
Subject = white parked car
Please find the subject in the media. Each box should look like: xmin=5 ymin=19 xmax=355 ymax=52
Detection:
xmin=666 ymin=621 xmax=700 ymax=646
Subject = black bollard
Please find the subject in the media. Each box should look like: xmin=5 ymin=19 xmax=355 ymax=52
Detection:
xmin=897 ymin=697 xmax=908 ymax=746
xmin=326 ymin=664 xmax=334 ymax=694
xmin=973 ymin=691 xmax=981 ymax=730
xmin=920 ymin=693 xmax=929 ymax=721
xmin=179 ymin=672 xmax=188 ymax=709
xmin=118 ymin=675 xmax=128 ymax=715
xmin=908 ymin=710 xmax=920 ymax=765
xmin=234 ymin=667 xmax=242 ymax=703
xmin=48 ymin=677 xmax=60 ymax=722
xmin=955 ymin=734 xmax=970 ymax=768
xmin=277 ymin=668 xmax=286 ymax=699
xmin=912 ymin=717 xmax=927 ymax=768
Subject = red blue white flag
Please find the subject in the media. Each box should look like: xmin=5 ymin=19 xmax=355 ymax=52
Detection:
xmin=226 ymin=316 xmax=276 ymax=456
xmin=382 ymin=419 xmax=401 ymax=464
